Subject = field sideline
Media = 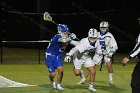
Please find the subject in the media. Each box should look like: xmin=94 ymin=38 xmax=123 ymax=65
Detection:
xmin=0 ymin=63 xmax=135 ymax=93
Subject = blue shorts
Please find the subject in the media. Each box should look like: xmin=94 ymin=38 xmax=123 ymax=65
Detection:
xmin=45 ymin=55 xmax=63 ymax=73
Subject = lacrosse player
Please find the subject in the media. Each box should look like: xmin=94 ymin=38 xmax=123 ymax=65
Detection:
xmin=122 ymin=17 xmax=140 ymax=93
xmin=94 ymin=21 xmax=118 ymax=84
xmin=64 ymin=28 xmax=100 ymax=91
xmin=45 ymin=24 xmax=77 ymax=90
xmin=77 ymin=21 xmax=118 ymax=85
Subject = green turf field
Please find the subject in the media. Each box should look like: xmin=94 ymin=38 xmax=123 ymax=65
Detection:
xmin=0 ymin=47 xmax=137 ymax=93
xmin=0 ymin=63 xmax=135 ymax=93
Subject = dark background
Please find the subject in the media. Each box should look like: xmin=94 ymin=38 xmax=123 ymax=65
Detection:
xmin=1 ymin=0 xmax=140 ymax=53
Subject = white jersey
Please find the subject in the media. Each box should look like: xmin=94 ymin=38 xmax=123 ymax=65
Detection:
xmin=97 ymin=32 xmax=118 ymax=54
xmin=72 ymin=37 xmax=100 ymax=69
xmin=75 ymin=37 xmax=99 ymax=58
xmin=93 ymin=32 xmax=118 ymax=64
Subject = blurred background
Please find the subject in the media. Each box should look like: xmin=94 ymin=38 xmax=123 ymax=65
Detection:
xmin=1 ymin=0 xmax=140 ymax=56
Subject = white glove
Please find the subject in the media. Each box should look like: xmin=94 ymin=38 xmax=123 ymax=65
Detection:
xmin=64 ymin=54 xmax=71 ymax=62
xmin=107 ymin=51 xmax=114 ymax=57
xmin=70 ymin=33 xmax=77 ymax=40
xmin=96 ymin=50 xmax=102 ymax=55
xmin=102 ymin=50 xmax=108 ymax=55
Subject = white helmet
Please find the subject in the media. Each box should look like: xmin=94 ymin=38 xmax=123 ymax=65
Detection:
xmin=99 ymin=21 xmax=109 ymax=32
xmin=88 ymin=28 xmax=98 ymax=38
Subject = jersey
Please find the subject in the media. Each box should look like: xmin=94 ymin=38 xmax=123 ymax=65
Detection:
xmin=76 ymin=37 xmax=99 ymax=54
xmin=72 ymin=37 xmax=99 ymax=68
xmin=45 ymin=34 xmax=71 ymax=73
xmin=93 ymin=32 xmax=118 ymax=64
xmin=97 ymin=32 xmax=118 ymax=55
xmin=46 ymin=34 xmax=70 ymax=57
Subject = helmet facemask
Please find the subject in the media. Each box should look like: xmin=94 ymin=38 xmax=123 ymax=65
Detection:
xmin=88 ymin=28 xmax=98 ymax=44
xmin=57 ymin=24 xmax=70 ymax=38
xmin=59 ymin=31 xmax=70 ymax=38
xmin=99 ymin=21 xmax=109 ymax=33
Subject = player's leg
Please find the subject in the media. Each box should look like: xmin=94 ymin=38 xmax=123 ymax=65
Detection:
xmin=74 ymin=68 xmax=81 ymax=76
xmin=105 ymin=57 xmax=113 ymax=84
xmin=55 ymin=57 xmax=64 ymax=90
xmin=45 ymin=55 xmax=56 ymax=89
xmin=86 ymin=66 xmax=96 ymax=91
xmin=77 ymin=69 xmax=90 ymax=84
xmin=84 ymin=69 xmax=90 ymax=79
xmin=49 ymin=72 xmax=56 ymax=89
xmin=56 ymin=66 xmax=64 ymax=90
xmin=85 ymin=58 xmax=96 ymax=91
xmin=80 ymin=69 xmax=85 ymax=80
xmin=73 ymin=58 xmax=86 ymax=84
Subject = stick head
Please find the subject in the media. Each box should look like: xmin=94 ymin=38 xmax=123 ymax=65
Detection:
xmin=43 ymin=12 xmax=52 ymax=22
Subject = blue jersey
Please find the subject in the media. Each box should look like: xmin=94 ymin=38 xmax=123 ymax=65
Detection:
xmin=45 ymin=34 xmax=70 ymax=73
xmin=46 ymin=34 xmax=67 ymax=57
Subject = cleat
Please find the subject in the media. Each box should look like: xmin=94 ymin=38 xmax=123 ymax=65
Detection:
xmin=77 ymin=78 xmax=86 ymax=84
xmin=89 ymin=87 xmax=97 ymax=91
xmin=56 ymin=84 xmax=64 ymax=90
xmin=77 ymin=80 xmax=85 ymax=84
xmin=56 ymin=86 xmax=64 ymax=90
xmin=89 ymin=83 xmax=97 ymax=91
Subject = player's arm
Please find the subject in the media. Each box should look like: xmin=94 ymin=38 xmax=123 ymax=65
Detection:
xmin=64 ymin=39 xmax=86 ymax=62
xmin=129 ymin=34 xmax=140 ymax=58
xmin=110 ymin=36 xmax=118 ymax=51
xmin=122 ymin=35 xmax=140 ymax=65
xmin=69 ymin=40 xmax=79 ymax=46
xmin=69 ymin=33 xmax=80 ymax=46
xmin=58 ymin=33 xmax=79 ymax=45
xmin=58 ymin=37 xmax=71 ymax=43
xmin=122 ymin=42 xmax=140 ymax=65
xmin=64 ymin=47 xmax=79 ymax=62
xmin=107 ymin=35 xmax=118 ymax=57
xmin=128 ymin=42 xmax=140 ymax=59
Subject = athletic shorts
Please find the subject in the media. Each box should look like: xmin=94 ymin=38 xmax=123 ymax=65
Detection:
xmin=73 ymin=57 xmax=95 ymax=69
xmin=93 ymin=54 xmax=112 ymax=65
xmin=45 ymin=54 xmax=63 ymax=73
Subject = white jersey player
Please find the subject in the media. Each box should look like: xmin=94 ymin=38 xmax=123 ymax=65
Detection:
xmin=64 ymin=28 xmax=99 ymax=91
xmin=93 ymin=21 xmax=118 ymax=84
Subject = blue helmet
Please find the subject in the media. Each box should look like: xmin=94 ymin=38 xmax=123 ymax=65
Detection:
xmin=57 ymin=24 xmax=69 ymax=32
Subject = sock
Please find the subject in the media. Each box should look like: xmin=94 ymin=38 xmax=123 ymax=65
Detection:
xmin=57 ymin=84 xmax=61 ymax=87
xmin=89 ymin=82 xmax=94 ymax=88
xmin=90 ymin=82 xmax=94 ymax=85
xmin=80 ymin=70 xmax=85 ymax=80
xmin=49 ymin=75 xmax=54 ymax=84
xmin=109 ymin=73 xmax=113 ymax=81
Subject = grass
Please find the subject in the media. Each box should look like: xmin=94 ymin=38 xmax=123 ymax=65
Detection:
xmin=0 ymin=47 xmax=137 ymax=93
xmin=0 ymin=63 xmax=135 ymax=93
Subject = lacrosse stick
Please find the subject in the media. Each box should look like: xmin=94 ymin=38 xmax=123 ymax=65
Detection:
xmin=43 ymin=12 xmax=58 ymax=25
xmin=99 ymin=36 xmax=112 ymax=71
xmin=99 ymin=50 xmax=105 ymax=71
xmin=43 ymin=12 xmax=80 ymax=41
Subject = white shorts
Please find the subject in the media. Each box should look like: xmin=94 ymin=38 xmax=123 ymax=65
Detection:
xmin=93 ymin=54 xmax=112 ymax=65
xmin=73 ymin=57 xmax=95 ymax=69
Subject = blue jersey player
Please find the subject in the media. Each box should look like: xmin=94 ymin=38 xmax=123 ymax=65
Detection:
xmin=45 ymin=24 xmax=75 ymax=90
